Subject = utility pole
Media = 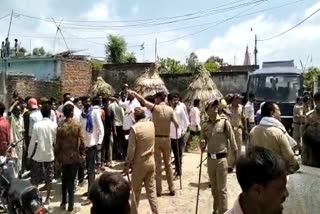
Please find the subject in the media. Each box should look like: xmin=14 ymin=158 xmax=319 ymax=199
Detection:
xmin=254 ymin=34 xmax=258 ymax=66
xmin=155 ymin=38 xmax=158 ymax=63
xmin=2 ymin=10 xmax=13 ymax=108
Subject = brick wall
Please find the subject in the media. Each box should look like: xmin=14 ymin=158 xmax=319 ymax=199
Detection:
xmin=60 ymin=59 xmax=92 ymax=97
xmin=7 ymin=74 xmax=61 ymax=101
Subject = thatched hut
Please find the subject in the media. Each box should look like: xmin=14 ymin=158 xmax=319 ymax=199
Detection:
xmin=91 ymin=77 xmax=114 ymax=97
xmin=183 ymin=65 xmax=222 ymax=108
xmin=133 ymin=64 xmax=168 ymax=97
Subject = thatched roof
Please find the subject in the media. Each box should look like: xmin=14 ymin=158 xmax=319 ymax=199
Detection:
xmin=183 ymin=65 xmax=222 ymax=108
xmin=91 ymin=77 xmax=114 ymax=97
xmin=133 ymin=64 xmax=168 ymax=97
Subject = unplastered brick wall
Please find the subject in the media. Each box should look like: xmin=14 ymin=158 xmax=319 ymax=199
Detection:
xmin=60 ymin=59 xmax=92 ymax=97
xmin=7 ymin=74 xmax=61 ymax=101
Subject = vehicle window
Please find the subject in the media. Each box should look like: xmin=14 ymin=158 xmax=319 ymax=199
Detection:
xmin=248 ymin=75 xmax=300 ymax=102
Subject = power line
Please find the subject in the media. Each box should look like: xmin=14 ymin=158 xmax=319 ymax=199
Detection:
xmin=13 ymin=0 xmax=252 ymax=24
xmin=11 ymin=0 xmax=303 ymax=47
xmin=13 ymin=0 xmax=264 ymax=29
xmin=258 ymin=6 xmax=320 ymax=41
xmin=0 ymin=14 xmax=10 ymax=21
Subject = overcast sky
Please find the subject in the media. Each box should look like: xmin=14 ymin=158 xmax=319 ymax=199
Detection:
xmin=0 ymin=0 xmax=319 ymax=67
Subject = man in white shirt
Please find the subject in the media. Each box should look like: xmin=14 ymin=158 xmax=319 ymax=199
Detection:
xmin=82 ymin=96 xmax=104 ymax=201
xmin=186 ymin=99 xmax=201 ymax=152
xmin=28 ymin=98 xmax=43 ymax=142
xmin=168 ymin=94 xmax=190 ymax=177
xmin=108 ymin=95 xmax=125 ymax=161
xmin=57 ymin=93 xmax=71 ymax=114
xmin=122 ymin=93 xmax=141 ymax=160
xmin=244 ymin=93 xmax=255 ymax=131
xmin=28 ymin=102 xmax=57 ymax=205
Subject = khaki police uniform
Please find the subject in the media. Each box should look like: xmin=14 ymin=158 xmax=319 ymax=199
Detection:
xmin=292 ymin=104 xmax=304 ymax=148
xmin=201 ymin=114 xmax=237 ymax=214
xmin=228 ymin=104 xmax=244 ymax=167
xmin=127 ymin=119 xmax=158 ymax=214
xmin=151 ymin=103 xmax=175 ymax=194
xmin=249 ymin=125 xmax=299 ymax=173
xmin=302 ymin=109 xmax=320 ymax=166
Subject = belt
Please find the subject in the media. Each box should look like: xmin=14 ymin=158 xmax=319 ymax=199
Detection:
xmin=155 ymin=134 xmax=169 ymax=138
xmin=233 ymin=126 xmax=242 ymax=130
xmin=293 ymin=122 xmax=305 ymax=125
xmin=207 ymin=152 xmax=227 ymax=160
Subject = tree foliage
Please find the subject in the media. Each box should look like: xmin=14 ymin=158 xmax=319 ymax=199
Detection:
xmin=125 ymin=52 xmax=137 ymax=63
xmin=32 ymin=47 xmax=46 ymax=56
xmin=304 ymin=67 xmax=320 ymax=91
xmin=105 ymin=34 xmax=137 ymax=63
xmin=204 ymin=56 xmax=221 ymax=73
xmin=159 ymin=57 xmax=186 ymax=73
xmin=105 ymin=34 xmax=127 ymax=63
xmin=186 ymin=52 xmax=200 ymax=73
xmin=90 ymin=59 xmax=104 ymax=72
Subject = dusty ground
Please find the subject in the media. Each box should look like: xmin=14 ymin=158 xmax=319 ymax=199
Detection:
xmin=42 ymin=152 xmax=320 ymax=214
xmin=45 ymin=152 xmax=241 ymax=214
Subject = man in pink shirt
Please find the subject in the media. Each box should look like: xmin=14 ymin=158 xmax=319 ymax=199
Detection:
xmin=0 ymin=102 xmax=10 ymax=156
xmin=226 ymin=146 xmax=288 ymax=214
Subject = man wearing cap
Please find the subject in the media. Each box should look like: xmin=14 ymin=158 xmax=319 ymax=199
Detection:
xmin=124 ymin=107 xmax=158 ymax=214
xmin=128 ymin=90 xmax=178 ymax=197
xmin=28 ymin=98 xmax=43 ymax=144
xmin=200 ymin=99 xmax=237 ymax=214
xmin=228 ymin=94 xmax=245 ymax=172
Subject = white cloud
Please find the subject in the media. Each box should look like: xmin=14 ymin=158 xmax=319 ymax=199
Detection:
xmin=195 ymin=3 xmax=320 ymax=66
xmin=86 ymin=1 xmax=110 ymax=20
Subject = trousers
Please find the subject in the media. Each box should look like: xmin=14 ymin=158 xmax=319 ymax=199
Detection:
xmin=62 ymin=163 xmax=78 ymax=210
xmin=154 ymin=137 xmax=174 ymax=194
xmin=130 ymin=159 xmax=158 ymax=214
xmin=227 ymin=128 xmax=242 ymax=168
xmin=86 ymin=146 xmax=97 ymax=193
xmin=207 ymin=158 xmax=228 ymax=214
xmin=171 ymin=137 xmax=184 ymax=176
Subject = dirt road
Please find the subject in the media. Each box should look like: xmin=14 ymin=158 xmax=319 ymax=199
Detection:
xmin=46 ymin=152 xmax=241 ymax=214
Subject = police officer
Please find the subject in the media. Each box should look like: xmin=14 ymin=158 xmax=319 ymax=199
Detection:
xmin=292 ymin=96 xmax=304 ymax=152
xmin=200 ymin=99 xmax=237 ymax=214
xmin=302 ymin=92 xmax=320 ymax=167
xmin=228 ymin=94 xmax=245 ymax=172
xmin=125 ymin=107 xmax=158 ymax=214
xmin=129 ymin=90 xmax=178 ymax=197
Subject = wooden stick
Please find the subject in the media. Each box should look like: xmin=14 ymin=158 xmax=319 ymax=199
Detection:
xmin=195 ymin=150 xmax=204 ymax=214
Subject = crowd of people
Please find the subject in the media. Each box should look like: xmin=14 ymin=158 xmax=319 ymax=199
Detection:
xmin=0 ymin=84 xmax=319 ymax=214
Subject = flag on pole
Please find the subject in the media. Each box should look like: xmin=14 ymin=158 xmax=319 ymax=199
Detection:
xmin=140 ymin=42 xmax=145 ymax=51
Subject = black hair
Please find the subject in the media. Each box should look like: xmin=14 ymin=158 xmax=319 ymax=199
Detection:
xmin=0 ymin=102 xmax=5 ymax=116
xmin=261 ymin=102 xmax=277 ymax=118
xmin=303 ymin=95 xmax=310 ymax=103
xmin=236 ymin=146 xmax=286 ymax=193
xmin=155 ymin=92 xmax=166 ymax=102
xmin=25 ymin=96 xmax=32 ymax=103
xmin=145 ymin=95 xmax=154 ymax=104
xmin=92 ymin=96 xmax=101 ymax=106
xmin=73 ymin=97 xmax=80 ymax=104
xmin=314 ymin=92 xmax=320 ymax=102
xmin=63 ymin=93 xmax=71 ymax=99
xmin=63 ymin=104 xmax=74 ymax=118
xmin=194 ymin=99 xmax=200 ymax=107
xmin=89 ymin=172 xmax=130 ymax=214
xmin=41 ymin=103 xmax=52 ymax=118
xmin=296 ymin=96 xmax=303 ymax=103
xmin=249 ymin=93 xmax=255 ymax=100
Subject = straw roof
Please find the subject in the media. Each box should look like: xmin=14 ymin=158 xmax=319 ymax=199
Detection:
xmin=91 ymin=77 xmax=114 ymax=97
xmin=183 ymin=65 xmax=222 ymax=108
xmin=133 ymin=64 xmax=168 ymax=97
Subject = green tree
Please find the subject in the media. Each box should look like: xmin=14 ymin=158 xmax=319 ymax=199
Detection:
xmin=159 ymin=57 xmax=186 ymax=73
xmin=304 ymin=67 xmax=320 ymax=91
xmin=125 ymin=52 xmax=137 ymax=63
xmin=90 ymin=59 xmax=104 ymax=72
xmin=206 ymin=55 xmax=224 ymax=66
xmin=186 ymin=52 xmax=200 ymax=73
xmin=105 ymin=34 xmax=127 ymax=63
xmin=17 ymin=47 xmax=27 ymax=57
xmin=32 ymin=46 xmax=46 ymax=56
